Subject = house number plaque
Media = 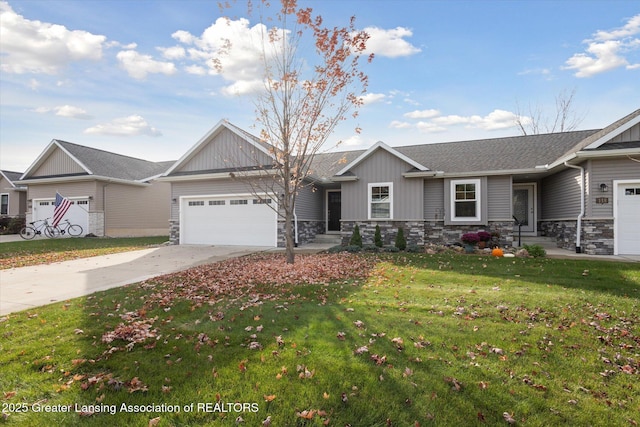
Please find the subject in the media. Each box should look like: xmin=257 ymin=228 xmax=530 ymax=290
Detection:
xmin=595 ymin=197 xmax=609 ymax=204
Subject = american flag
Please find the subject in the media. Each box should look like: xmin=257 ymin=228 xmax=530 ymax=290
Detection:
xmin=53 ymin=192 xmax=72 ymax=227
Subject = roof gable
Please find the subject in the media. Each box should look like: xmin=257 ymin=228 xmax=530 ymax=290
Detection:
xmin=164 ymin=120 xmax=275 ymax=177
xmin=21 ymin=140 xmax=171 ymax=183
xmin=335 ymin=141 xmax=429 ymax=176
xmin=0 ymin=170 xmax=24 ymax=187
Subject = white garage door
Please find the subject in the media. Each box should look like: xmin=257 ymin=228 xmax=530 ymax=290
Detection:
xmin=616 ymin=182 xmax=640 ymax=255
xmin=33 ymin=198 xmax=89 ymax=236
xmin=180 ymin=195 xmax=277 ymax=246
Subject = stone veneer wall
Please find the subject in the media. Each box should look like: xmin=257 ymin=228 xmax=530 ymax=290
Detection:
xmin=277 ymin=220 xmax=325 ymax=247
xmin=169 ymin=220 xmax=179 ymax=245
xmin=423 ymin=221 xmax=514 ymax=247
xmin=539 ymin=219 xmax=614 ymax=255
xmin=341 ymin=221 xmax=425 ymax=247
xmin=88 ymin=212 xmax=105 ymax=237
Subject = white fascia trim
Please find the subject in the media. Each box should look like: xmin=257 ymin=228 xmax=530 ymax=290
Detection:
xmin=335 ymin=141 xmax=429 ymax=176
xmin=575 ymin=147 xmax=640 ymax=158
xmin=19 ymin=175 xmax=149 ymax=187
xmin=159 ymin=169 xmax=276 ymax=182
xmin=584 ymin=114 xmax=640 ymax=150
xmin=21 ymin=140 xmax=91 ymax=179
xmin=330 ymin=175 xmax=359 ymax=182
xmin=437 ymin=168 xmax=541 ymax=178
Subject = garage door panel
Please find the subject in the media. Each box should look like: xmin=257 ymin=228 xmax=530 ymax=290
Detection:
xmin=181 ymin=196 xmax=277 ymax=246
xmin=33 ymin=198 xmax=88 ymax=236
xmin=617 ymin=183 xmax=640 ymax=255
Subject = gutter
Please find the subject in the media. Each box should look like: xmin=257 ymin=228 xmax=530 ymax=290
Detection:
xmin=293 ymin=207 xmax=299 ymax=247
xmin=563 ymin=162 xmax=584 ymax=253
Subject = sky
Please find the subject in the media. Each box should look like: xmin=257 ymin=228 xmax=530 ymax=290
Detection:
xmin=1 ymin=0 xmax=639 ymax=172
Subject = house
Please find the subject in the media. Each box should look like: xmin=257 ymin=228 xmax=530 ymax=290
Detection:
xmin=162 ymin=109 xmax=640 ymax=256
xmin=0 ymin=170 xmax=27 ymax=217
xmin=18 ymin=140 xmax=173 ymax=237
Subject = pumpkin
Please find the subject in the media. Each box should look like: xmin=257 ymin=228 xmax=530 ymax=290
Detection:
xmin=492 ymin=248 xmax=504 ymax=257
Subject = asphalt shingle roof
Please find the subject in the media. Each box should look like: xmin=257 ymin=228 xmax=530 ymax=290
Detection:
xmin=56 ymin=140 xmax=173 ymax=181
xmin=1 ymin=170 xmax=24 ymax=183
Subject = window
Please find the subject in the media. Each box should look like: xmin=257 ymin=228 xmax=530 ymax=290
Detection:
xmin=451 ymin=179 xmax=481 ymax=221
xmin=625 ymin=188 xmax=640 ymax=196
xmin=253 ymin=198 xmax=272 ymax=205
xmin=368 ymin=183 xmax=393 ymax=219
xmin=188 ymin=201 xmax=205 ymax=206
xmin=0 ymin=194 xmax=7 ymax=215
xmin=209 ymin=200 xmax=225 ymax=206
xmin=230 ymin=199 xmax=248 ymax=205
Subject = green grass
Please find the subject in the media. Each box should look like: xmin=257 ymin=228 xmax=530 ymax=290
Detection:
xmin=1 ymin=252 xmax=638 ymax=426
xmin=0 ymin=236 xmax=169 ymax=269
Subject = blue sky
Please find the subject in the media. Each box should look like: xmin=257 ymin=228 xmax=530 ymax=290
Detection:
xmin=1 ymin=0 xmax=639 ymax=172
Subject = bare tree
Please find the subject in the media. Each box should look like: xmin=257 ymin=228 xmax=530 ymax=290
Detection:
xmin=515 ymin=88 xmax=584 ymax=135
xmin=216 ymin=0 xmax=371 ymax=263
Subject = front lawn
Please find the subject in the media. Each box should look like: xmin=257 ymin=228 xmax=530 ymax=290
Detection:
xmin=1 ymin=252 xmax=638 ymax=426
xmin=0 ymin=236 xmax=168 ymax=269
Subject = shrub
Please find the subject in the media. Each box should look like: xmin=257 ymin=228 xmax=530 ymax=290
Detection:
xmin=0 ymin=216 xmax=25 ymax=234
xmin=343 ymin=245 xmax=362 ymax=253
xmin=382 ymin=245 xmax=399 ymax=253
xmin=327 ymin=245 xmax=345 ymax=254
xmin=523 ymin=244 xmax=546 ymax=258
xmin=362 ymin=244 xmax=380 ymax=253
xmin=406 ymin=245 xmax=423 ymax=253
xmin=461 ymin=232 xmax=480 ymax=244
xmin=477 ymin=231 xmax=491 ymax=242
xmin=349 ymin=224 xmax=362 ymax=247
xmin=374 ymin=224 xmax=383 ymax=248
xmin=395 ymin=227 xmax=406 ymax=251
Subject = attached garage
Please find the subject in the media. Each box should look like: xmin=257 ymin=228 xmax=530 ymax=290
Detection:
xmin=615 ymin=181 xmax=640 ymax=255
xmin=180 ymin=194 xmax=277 ymax=246
xmin=32 ymin=197 xmax=89 ymax=235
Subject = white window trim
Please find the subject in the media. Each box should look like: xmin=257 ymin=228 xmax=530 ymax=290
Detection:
xmin=368 ymin=182 xmax=393 ymax=220
xmin=450 ymin=178 xmax=481 ymax=222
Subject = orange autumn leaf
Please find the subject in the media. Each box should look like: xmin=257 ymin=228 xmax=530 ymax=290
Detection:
xmin=264 ymin=394 xmax=276 ymax=402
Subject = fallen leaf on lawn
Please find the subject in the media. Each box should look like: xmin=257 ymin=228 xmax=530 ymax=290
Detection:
xmin=148 ymin=417 xmax=161 ymax=427
xmin=337 ymin=332 xmax=346 ymax=340
xmin=264 ymin=394 xmax=276 ymax=402
xmin=239 ymin=361 xmax=247 ymax=373
xmin=444 ymin=377 xmax=463 ymax=391
xmin=323 ymin=392 xmax=330 ymax=399
xmin=354 ymin=320 xmax=365 ymax=329
xmin=403 ymin=367 xmax=414 ymax=377
xmin=296 ymin=410 xmax=315 ymax=419
xmin=478 ymin=381 xmax=489 ymax=389
xmin=503 ymin=412 xmax=516 ymax=424
xmin=354 ymin=345 xmax=369 ymax=355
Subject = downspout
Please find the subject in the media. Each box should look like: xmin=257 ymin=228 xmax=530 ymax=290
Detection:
xmin=293 ymin=205 xmax=299 ymax=247
xmin=564 ymin=162 xmax=584 ymax=253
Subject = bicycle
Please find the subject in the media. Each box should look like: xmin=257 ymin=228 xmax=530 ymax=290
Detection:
xmin=54 ymin=219 xmax=83 ymax=237
xmin=19 ymin=217 xmax=58 ymax=240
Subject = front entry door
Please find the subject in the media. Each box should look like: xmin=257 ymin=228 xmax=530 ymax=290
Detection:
xmin=327 ymin=190 xmax=341 ymax=232
xmin=513 ymin=184 xmax=536 ymax=234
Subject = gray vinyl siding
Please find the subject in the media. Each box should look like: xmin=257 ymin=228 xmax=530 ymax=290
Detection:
xmin=341 ymin=149 xmax=423 ymax=220
xmin=487 ymin=175 xmax=512 ymax=220
xmin=423 ymin=179 xmax=444 ymax=220
xmin=27 ymin=181 xmax=98 ymax=211
xmin=295 ymin=183 xmax=323 ymax=221
xmin=540 ymin=168 xmax=581 ymax=219
xmin=0 ymin=177 xmax=26 ymax=217
xmin=587 ymin=158 xmax=640 ymax=217
xmin=176 ymin=128 xmax=273 ymax=173
xmin=606 ymin=122 xmax=640 ymax=143
xmin=170 ymin=178 xmax=277 ymax=220
xmin=31 ymin=147 xmax=85 ymax=177
xmin=105 ymin=181 xmax=170 ymax=234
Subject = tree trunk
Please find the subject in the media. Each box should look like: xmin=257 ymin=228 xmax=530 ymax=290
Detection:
xmin=284 ymin=206 xmax=295 ymax=264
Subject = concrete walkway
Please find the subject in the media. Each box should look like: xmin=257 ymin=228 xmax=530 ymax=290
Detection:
xmin=0 ymin=245 xmax=267 ymax=315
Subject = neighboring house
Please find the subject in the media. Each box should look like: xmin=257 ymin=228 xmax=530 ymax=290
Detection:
xmin=0 ymin=170 xmax=27 ymax=217
xmin=18 ymin=140 xmax=173 ymax=237
xmin=163 ymin=110 xmax=640 ymax=256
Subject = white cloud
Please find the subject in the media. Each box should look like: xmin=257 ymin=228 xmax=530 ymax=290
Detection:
xmin=0 ymin=1 xmax=106 ymax=74
xmin=399 ymin=109 xmax=524 ymax=132
xmin=184 ymin=64 xmax=207 ymax=75
xmin=563 ymin=14 xmax=640 ymax=77
xmin=389 ymin=120 xmax=412 ymax=129
xmin=116 ymin=50 xmax=177 ymax=79
xmin=360 ymin=26 xmax=421 ymax=58
xmin=159 ymin=45 xmax=186 ymax=60
xmin=360 ymin=92 xmax=386 ymax=105
xmin=31 ymin=105 xmax=93 ymax=119
xmin=404 ymin=109 xmax=440 ymax=119
xmin=84 ymin=115 xmax=162 ymax=137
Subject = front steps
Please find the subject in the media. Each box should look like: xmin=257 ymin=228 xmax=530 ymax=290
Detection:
xmin=312 ymin=233 xmax=341 ymax=245
xmin=516 ymin=235 xmax=557 ymax=249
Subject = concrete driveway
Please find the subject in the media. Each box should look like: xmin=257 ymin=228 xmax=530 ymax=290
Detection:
xmin=0 ymin=245 xmax=266 ymax=315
